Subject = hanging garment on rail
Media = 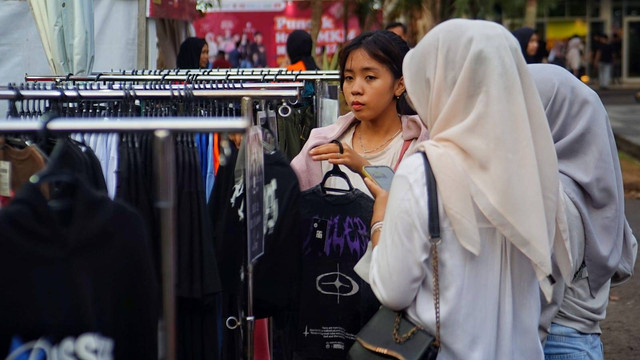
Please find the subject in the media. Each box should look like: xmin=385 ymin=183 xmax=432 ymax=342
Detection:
xmin=0 ymin=136 xmax=47 ymax=207
xmin=116 ymin=132 xmax=223 ymax=360
xmin=72 ymin=133 xmax=120 ymax=199
xmin=0 ymin=177 xmax=158 ymax=360
xmin=209 ymin=146 xmax=301 ymax=359
xmin=287 ymin=186 xmax=379 ymax=359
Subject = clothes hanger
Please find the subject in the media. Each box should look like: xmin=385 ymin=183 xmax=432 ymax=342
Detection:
xmin=320 ymin=140 xmax=354 ymax=194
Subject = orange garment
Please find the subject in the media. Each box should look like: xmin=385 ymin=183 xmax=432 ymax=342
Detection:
xmin=213 ymin=133 xmax=220 ymax=175
xmin=287 ymin=61 xmax=306 ymax=71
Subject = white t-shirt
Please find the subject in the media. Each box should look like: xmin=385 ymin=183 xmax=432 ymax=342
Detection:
xmin=369 ymin=153 xmax=545 ymax=360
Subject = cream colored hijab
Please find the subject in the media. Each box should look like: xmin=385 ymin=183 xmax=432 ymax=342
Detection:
xmin=404 ymin=19 xmax=559 ymax=299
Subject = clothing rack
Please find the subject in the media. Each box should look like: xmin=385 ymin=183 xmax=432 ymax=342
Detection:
xmin=0 ymin=86 xmax=299 ymax=100
xmin=0 ymin=114 xmax=255 ymax=360
xmin=25 ymin=69 xmax=340 ymax=83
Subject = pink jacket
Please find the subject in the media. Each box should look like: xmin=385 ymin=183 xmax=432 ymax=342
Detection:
xmin=290 ymin=112 xmax=429 ymax=191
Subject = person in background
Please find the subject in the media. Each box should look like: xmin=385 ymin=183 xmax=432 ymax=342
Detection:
xmin=286 ymin=30 xmax=319 ymax=71
xmin=612 ymin=32 xmax=622 ymax=84
xmin=290 ymin=30 xmax=428 ymax=194
xmin=529 ymin=63 xmax=637 ymax=360
xmin=249 ymin=31 xmax=267 ymax=68
xmin=212 ymin=50 xmax=232 ymax=69
xmin=595 ymin=34 xmax=614 ymax=90
xmin=385 ymin=21 xmax=408 ymax=42
xmin=176 ymin=37 xmax=209 ymax=69
xmin=365 ymin=19 xmax=565 ymax=359
xmin=512 ymin=26 xmax=542 ymax=64
xmin=566 ymin=35 xmax=584 ymax=78
xmin=548 ymin=39 xmax=567 ymax=68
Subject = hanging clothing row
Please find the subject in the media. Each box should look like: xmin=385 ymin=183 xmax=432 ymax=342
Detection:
xmin=5 ymin=72 xmax=339 ymax=360
xmin=0 ymin=83 xmax=309 ymax=359
xmin=0 ymin=117 xmax=250 ymax=360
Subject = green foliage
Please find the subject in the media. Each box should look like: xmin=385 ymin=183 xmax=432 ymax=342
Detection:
xmin=196 ymin=0 xmax=221 ymax=12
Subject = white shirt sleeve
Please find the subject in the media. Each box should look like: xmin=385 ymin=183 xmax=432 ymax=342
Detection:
xmin=369 ymin=154 xmax=431 ymax=310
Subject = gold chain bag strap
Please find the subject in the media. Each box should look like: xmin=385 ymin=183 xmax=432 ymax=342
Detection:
xmin=348 ymin=152 xmax=440 ymax=360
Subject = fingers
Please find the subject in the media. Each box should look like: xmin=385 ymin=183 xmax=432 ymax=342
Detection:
xmin=364 ymin=177 xmax=385 ymax=199
xmin=309 ymin=143 xmax=342 ymax=156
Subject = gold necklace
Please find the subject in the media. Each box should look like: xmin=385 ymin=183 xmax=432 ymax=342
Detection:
xmin=357 ymin=123 xmax=402 ymax=154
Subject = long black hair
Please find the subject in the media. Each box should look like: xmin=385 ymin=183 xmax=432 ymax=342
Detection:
xmin=339 ymin=30 xmax=416 ymax=115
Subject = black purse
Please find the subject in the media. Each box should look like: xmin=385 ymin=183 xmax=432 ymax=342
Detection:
xmin=348 ymin=152 xmax=441 ymax=360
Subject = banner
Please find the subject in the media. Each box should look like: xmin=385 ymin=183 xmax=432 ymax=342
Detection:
xmin=148 ymin=0 xmax=199 ymax=21
xmin=193 ymin=1 xmax=368 ymax=68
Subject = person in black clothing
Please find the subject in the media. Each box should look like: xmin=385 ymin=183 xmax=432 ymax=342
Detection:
xmin=512 ymin=27 xmax=542 ymax=64
xmin=612 ymin=32 xmax=622 ymax=84
xmin=177 ymin=37 xmax=210 ymax=69
xmin=595 ymin=34 xmax=614 ymax=90
xmin=248 ymin=32 xmax=267 ymax=68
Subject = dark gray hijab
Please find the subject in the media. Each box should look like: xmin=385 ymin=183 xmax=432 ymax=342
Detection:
xmin=529 ymin=64 xmax=637 ymax=295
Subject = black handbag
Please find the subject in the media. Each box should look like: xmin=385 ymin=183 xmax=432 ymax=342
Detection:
xmin=348 ymin=152 xmax=441 ymax=360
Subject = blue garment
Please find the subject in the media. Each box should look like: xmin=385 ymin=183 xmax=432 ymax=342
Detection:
xmin=205 ymin=133 xmax=215 ymax=202
xmin=544 ymin=323 xmax=604 ymax=360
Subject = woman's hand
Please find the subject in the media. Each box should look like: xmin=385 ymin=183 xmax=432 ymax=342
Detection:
xmin=364 ymin=177 xmax=389 ymax=247
xmin=308 ymin=142 xmax=370 ymax=176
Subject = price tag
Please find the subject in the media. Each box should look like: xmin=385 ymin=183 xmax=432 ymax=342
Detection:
xmin=0 ymin=161 xmax=11 ymax=197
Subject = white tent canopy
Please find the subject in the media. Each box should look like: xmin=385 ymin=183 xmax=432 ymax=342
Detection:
xmin=28 ymin=0 xmax=95 ymax=75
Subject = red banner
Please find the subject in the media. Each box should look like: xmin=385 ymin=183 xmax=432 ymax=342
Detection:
xmin=193 ymin=2 xmax=369 ymax=68
xmin=148 ymin=0 xmax=199 ymax=21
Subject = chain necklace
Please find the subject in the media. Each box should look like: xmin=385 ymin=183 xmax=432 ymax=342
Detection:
xmin=357 ymin=122 xmax=402 ymax=154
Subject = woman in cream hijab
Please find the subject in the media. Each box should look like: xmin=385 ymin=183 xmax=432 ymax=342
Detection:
xmin=366 ymin=19 xmax=564 ymax=359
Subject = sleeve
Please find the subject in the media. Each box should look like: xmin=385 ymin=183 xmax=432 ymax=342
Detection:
xmin=290 ymin=128 xmax=324 ymax=191
xmin=369 ymin=154 xmax=431 ymax=310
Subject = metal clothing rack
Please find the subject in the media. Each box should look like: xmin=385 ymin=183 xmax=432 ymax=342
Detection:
xmin=0 ymin=116 xmax=249 ymax=360
xmin=0 ymin=86 xmax=300 ymax=101
xmin=25 ymin=69 xmax=340 ymax=84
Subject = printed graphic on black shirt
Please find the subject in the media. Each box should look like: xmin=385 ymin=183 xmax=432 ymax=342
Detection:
xmin=7 ymin=333 xmax=114 ymax=360
xmin=295 ymin=187 xmax=379 ymax=358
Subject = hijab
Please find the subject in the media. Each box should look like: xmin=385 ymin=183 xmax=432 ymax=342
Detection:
xmin=177 ymin=37 xmax=207 ymax=69
xmin=286 ymin=30 xmax=319 ymax=70
xmin=512 ymin=27 xmax=538 ymax=64
xmin=529 ymin=63 xmax=637 ymax=295
xmin=403 ymin=19 xmax=560 ymax=299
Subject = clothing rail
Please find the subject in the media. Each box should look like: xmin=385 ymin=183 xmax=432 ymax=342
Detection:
xmin=0 ymin=116 xmax=250 ymax=360
xmin=25 ymin=68 xmax=340 ymax=83
xmin=0 ymin=87 xmax=299 ymax=100
xmin=26 ymin=74 xmax=339 ymax=83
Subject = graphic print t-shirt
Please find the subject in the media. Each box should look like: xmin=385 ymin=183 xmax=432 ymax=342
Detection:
xmin=294 ymin=186 xmax=379 ymax=359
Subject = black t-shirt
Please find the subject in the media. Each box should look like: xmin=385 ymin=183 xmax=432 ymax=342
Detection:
xmin=292 ymin=185 xmax=379 ymax=359
xmin=598 ymin=43 xmax=614 ymax=63
xmin=0 ymin=179 xmax=158 ymax=359
xmin=210 ymin=148 xmax=301 ymax=358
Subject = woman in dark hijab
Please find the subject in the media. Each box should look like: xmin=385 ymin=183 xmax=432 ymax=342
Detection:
xmin=177 ymin=37 xmax=209 ymax=69
xmin=286 ymin=30 xmax=319 ymax=71
xmin=512 ymin=27 xmax=541 ymax=64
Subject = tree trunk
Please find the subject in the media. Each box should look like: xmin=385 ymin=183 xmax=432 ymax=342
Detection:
xmin=524 ymin=0 xmax=537 ymax=27
xmin=310 ymin=0 xmax=323 ymax=62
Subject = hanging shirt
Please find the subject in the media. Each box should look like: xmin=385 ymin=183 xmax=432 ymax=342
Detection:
xmin=291 ymin=185 xmax=379 ymax=359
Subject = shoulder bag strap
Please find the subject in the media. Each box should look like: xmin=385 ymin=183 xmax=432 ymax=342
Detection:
xmin=421 ymin=151 xmax=441 ymax=347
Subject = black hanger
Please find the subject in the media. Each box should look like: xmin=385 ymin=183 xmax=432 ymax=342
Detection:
xmin=320 ymin=140 xmax=354 ymax=194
